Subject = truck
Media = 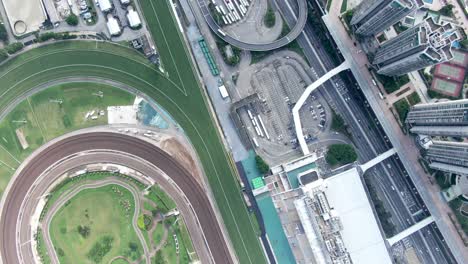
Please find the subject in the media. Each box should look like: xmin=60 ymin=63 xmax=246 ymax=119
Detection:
xmin=218 ymin=84 xmax=229 ymax=98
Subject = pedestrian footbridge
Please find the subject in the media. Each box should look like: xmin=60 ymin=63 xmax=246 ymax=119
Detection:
xmin=387 ymin=216 xmax=435 ymax=246
xmin=293 ymin=61 xmax=350 ymax=155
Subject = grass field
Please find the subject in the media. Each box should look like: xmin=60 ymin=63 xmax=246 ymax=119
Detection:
xmin=143 ymin=185 xmax=196 ymax=263
xmin=0 ymin=84 xmax=134 ymax=200
xmin=50 ymin=185 xmax=143 ymax=263
xmin=0 ymin=0 xmax=267 ymax=262
xmin=29 ymin=82 xmax=135 ymax=140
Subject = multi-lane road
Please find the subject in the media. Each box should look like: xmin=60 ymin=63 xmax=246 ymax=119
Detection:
xmin=275 ymin=0 xmax=457 ymax=263
xmin=0 ymin=132 xmax=235 ymax=264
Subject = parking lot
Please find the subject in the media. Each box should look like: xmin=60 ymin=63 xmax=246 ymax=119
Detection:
xmin=234 ymin=53 xmax=335 ymax=165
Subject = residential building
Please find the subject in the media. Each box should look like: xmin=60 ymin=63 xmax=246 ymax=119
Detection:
xmin=406 ymin=99 xmax=468 ymax=137
xmin=427 ymin=141 xmax=468 ymax=175
xmin=373 ymin=17 xmax=461 ymax=76
xmin=351 ymin=0 xmax=418 ymax=36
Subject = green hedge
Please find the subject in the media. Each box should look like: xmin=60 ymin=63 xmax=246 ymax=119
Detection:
xmin=5 ymin=42 xmax=24 ymax=55
xmin=264 ymin=7 xmax=275 ymax=28
xmin=325 ymin=144 xmax=357 ymax=167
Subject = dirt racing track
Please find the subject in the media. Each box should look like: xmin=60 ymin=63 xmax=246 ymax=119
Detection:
xmin=0 ymin=132 xmax=235 ymax=264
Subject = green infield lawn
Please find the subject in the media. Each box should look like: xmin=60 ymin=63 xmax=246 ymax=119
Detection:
xmin=50 ymin=185 xmax=143 ymax=263
xmin=0 ymin=84 xmax=135 ymax=198
xmin=0 ymin=83 xmax=135 ymax=160
xmin=0 ymin=0 xmax=266 ymax=262
xmin=29 ymin=82 xmax=135 ymax=140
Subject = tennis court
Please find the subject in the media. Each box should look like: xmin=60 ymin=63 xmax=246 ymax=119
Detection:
xmin=434 ymin=64 xmax=465 ymax=82
xmin=431 ymin=78 xmax=462 ymax=97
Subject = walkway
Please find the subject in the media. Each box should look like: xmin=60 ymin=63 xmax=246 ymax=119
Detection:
xmin=387 ymin=216 xmax=435 ymax=246
xmin=293 ymin=61 xmax=349 ymax=155
xmin=360 ymin=148 xmax=397 ymax=173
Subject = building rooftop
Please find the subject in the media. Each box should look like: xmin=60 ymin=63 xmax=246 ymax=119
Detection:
xmin=106 ymin=16 xmax=121 ymax=36
xmin=98 ymin=0 xmax=112 ymax=12
xmin=127 ymin=8 xmax=141 ymax=28
xmin=301 ymin=167 xmax=392 ymax=264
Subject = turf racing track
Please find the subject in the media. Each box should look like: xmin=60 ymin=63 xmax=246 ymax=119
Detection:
xmin=0 ymin=16 xmax=265 ymax=264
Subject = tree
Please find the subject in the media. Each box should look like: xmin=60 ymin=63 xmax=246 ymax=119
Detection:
xmin=0 ymin=49 xmax=8 ymax=63
xmin=264 ymin=7 xmax=276 ymax=28
xmin=5 ymin=42 xmax=24 ymax=55
xmin=331 ymin=111 xmax=346 ymax=134
xmin=66 ymin=13 xmax=79 ymax=26
xmin=0 ymin=24 xmax=7 ymax=42
xmin=128 ymin=242 xmax=138 ymax=252
xmin=255 ymin=155 xmax=269 ymax=174
xmin=439 ymin=4 xmax=454 ymax=17
xmin=77 ymin=225 xmax=90 ymax=238
xmin=325 ymin=144 xmax=357 ymax=167
xmin=154 ymin=251 xmax=166 ymax=264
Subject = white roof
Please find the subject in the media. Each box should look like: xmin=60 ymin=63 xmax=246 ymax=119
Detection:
xmin=106 ymin=17 xmax=121 ymax=36
xmin=322 ymin=168 xmax=391 ymax=264
xmin=98 ymin=0 xmax=112 ymax=11
xmin=302 ymin=167 xmax=392 ymax=264
xmin=127 ymin=9 xmax=141 ymax=28
xmin=120 ymin=0 xmax=131 ymax=4
xmin=218 ymin=85 xmax=229 ymax=98
xmin=107 ymin=106 xmax=137 ymax=124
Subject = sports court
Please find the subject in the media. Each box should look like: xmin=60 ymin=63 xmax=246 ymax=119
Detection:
xmin=430 ymin=78 xmax=462 ymax=97
xmin=434 ymin=64 xmax=465 ymax=82
xmin=431 ymin=50 xmax=467 ymax=98
xmin=1 ymin=0 xmax=46 ymax=35
xmin=450 ymin=50 xmax=468 ymax=68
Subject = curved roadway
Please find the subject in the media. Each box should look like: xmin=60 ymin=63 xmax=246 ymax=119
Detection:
xmin=195 ymin=0 xmax=308 ymax=51
xmin=0 ymin=132 xmax=234 ymax=264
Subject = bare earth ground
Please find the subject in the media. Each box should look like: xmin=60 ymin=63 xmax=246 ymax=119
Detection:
xmin=160 ymin=136 xmax=204 ymax=185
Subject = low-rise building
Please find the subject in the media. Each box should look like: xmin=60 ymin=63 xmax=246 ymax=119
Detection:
xmin=98 ymin=0 xmax=113 ymax=12
xmin=127 ymin=7 xmax=141 ymax=28
xmin=106 ymin=16 xmax=121 ymax=36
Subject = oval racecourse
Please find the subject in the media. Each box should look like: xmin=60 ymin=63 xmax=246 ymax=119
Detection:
xmin=0 ymin=0 xmax=266 ymax=263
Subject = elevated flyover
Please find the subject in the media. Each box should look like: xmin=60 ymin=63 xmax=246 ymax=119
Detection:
xmin=195 ymin=0 xmax=308 ymax=51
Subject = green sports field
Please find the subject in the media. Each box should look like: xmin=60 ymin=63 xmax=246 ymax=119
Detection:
xmin=0 ymin=0 xmax=266 ymax=263
xmin=50 ymin=184 xmax=143 ymax=263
